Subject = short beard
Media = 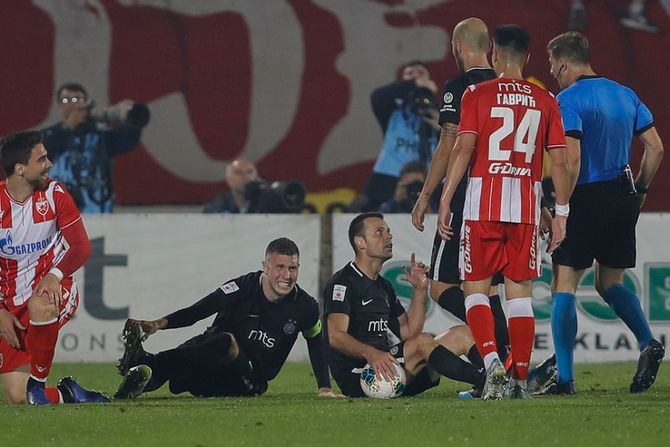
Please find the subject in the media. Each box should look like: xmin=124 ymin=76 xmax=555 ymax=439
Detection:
xmin=454 ymin=52 xmax=465 ymax=73
xmin=29 ymin=176 xmax=48 ymax=190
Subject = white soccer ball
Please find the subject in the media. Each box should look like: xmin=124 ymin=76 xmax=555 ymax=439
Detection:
xmin=359 ymin=363 xmax=406 ymax=399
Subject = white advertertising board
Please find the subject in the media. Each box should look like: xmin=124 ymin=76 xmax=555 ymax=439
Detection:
xmin=55 ymin=214 xmax=320 ymax=362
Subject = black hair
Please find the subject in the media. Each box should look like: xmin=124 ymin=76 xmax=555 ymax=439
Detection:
xmin=0 ymin=130 xmax=43 ymax=176
xmin=493 ymin=25 xmax=530 ymax=56
xmin=405 ymin=60 xmax=431 ymax=75
xmin=56 ymin=82 xmax=88 ymax=101
xmin=348 ymin=212 xmax=384 ymax=253
xmin=265 ymin=237 xmax=300 ymax=258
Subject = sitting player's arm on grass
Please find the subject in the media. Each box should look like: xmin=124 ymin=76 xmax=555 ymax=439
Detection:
xmin=303 ymin=319 xmax=342 ymax=397
xmin=327 ymin=313 xmax=398 ymax=381
xmin=397 ymin=252 xmax=430 ymax=340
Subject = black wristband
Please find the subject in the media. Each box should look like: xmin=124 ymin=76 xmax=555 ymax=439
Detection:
xmin=635 ymin=183 xmax=648 ymax=194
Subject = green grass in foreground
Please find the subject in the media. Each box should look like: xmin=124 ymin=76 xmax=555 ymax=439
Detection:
xmin=1 ymin=361 xmax=669 ymax=447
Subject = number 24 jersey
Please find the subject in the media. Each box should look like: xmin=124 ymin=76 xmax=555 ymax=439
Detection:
xmin=458 ymin=78 xmax=566 ymax=225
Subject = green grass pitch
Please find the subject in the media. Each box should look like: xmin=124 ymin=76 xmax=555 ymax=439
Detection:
xmin=1 ymin=361 xmax=668 ymax=446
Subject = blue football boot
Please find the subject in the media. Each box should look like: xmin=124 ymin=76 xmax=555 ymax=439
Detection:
xmin=57 ymin=377 xmax=110 ymax=403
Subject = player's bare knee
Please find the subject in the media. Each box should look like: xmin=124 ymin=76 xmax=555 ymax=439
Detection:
xmin=27 ymin=294 xmax=58 ymax=322
xmin=453 ymin=325 xmax=474 ymax=353
xmin=416 ymin=332 xmax=438 ymax=357
xmin=4 ymin=386 xmax=26 ymax=405
xmin=429 ymin=281 xmax=450 ymax=302
xmin=438 ymin=325 xmax=471 ymax=354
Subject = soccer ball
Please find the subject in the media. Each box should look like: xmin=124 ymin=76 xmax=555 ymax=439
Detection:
xmin=359 ymin=363 xmax=406 ymax=399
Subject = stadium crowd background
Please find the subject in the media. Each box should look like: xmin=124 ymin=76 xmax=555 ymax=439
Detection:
xmin=1 ymin=0 xmax=669 ymax=212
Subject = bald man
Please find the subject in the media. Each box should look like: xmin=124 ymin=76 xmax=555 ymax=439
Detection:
xmin=410 ymin=18 xmax=510 ymax=372
xmin=203 ymin=159 xmax=259 ymax=213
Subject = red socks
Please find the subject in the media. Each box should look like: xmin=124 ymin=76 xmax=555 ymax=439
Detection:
xmin=44 ymin=387 xmax=63 ymax=404
xmin=464 ymin=294 xmax=498 ymax=362
xmin=507 ymin=297 xmax=535 ymax=380
xmin=25 ymin=318 xmax=59 ymax=381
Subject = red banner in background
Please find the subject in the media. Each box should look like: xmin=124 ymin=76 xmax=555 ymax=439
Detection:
xmin=1 ymin=0 xmax=668 ymax=210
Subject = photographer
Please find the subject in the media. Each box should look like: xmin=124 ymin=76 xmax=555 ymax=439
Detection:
xmin=203 ymin=158 xmax=306 ymax=214
xmin=41 ymin=83 xmax=149 ymax=213
xmin=379 ymin=161 xmax=429 ymax=214
xmin=203 ymin=159 xmax=259 ymax=213
xmin=351 ymin=61 xmax=440 ymax=212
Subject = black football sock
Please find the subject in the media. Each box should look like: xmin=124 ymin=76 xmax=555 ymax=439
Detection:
xmin=154 ymin=332 xmax=233 ymax=384
xmin=437 ymin=287 xmax=466 ymax=321
xmin=140 ymin=353 xmax=166 ymax=392
xmin=428 ymin=345 xmax=485 ymax=386
xmin=489 ymin=294 xmax=510 ymax=362
xmin=466 ymin=345 xmax=484 ymax=368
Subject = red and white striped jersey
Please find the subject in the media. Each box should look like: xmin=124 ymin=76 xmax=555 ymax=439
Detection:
xmin=458 ymin=78 xmax=566 ymax=224
xmin=0 ymin=179 xmax=81 ymax=308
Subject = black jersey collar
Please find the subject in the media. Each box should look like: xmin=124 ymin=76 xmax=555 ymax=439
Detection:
xmin=576 ymin=75 xmax=601 ymax=81
xmin=349 ymin=261 xmax=364 ymax=277
xmin=466 ymin=66 xmax=493 ymax=72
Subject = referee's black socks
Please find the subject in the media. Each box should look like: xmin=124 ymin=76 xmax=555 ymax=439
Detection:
xmin=436 ymin=287 xmax=466 ymax=321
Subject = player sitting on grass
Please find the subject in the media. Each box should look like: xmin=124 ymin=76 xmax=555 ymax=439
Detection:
xmin=114 ymin=238 xmax=341 ymax=399
xmin=0 ymin=131 xmax=108 ymax=405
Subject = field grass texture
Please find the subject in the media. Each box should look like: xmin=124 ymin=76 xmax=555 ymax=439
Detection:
xmin=1 ymin=361 xmax=668 ymax=447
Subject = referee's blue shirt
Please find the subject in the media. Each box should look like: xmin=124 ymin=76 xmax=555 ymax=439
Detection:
xmin=556 ymin=75 xmax=654 ymax=185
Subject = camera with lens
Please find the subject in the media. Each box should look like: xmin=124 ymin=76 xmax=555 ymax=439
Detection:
xmin=88 ymin=101 xmax=151 ymax=129
xmin=244 ymin=179 xmax=307 ymax=213
xmin=407 ymin=87 xmax=438 ymax=117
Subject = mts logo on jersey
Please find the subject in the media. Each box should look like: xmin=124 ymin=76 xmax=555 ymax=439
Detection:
xmin=368 ymin=318 xmax=388 ymax=333
xmin=248 ymin=329 xmax=275 ymax=348
xmin=0 ymin=231 xmax=52 ymax=256
xmin=496 ymin=81 xmax=536 ymax=107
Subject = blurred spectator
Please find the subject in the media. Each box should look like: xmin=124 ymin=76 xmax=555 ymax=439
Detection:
xmin=379 ymin=161 xmax=428 ymax=213
xmin=350 ymin=61 xmax=440 ymax=212
xmin=621 ymin=0 xmax=659 ymax=32
xmin=42 ymin=82 xmax=148 ymax=213
xmin=568 ymin=0 xmax=659 ymax=32
xmin=202 ymin=158 xmax=259 ymax=213
xmin=567 ymin=0 xmax=588 ymax=30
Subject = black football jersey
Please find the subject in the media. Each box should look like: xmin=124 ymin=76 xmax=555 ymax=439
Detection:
xmin=323 ymin=262 xmax=406 ymax=365
xmin=164 ymin=271 xmax=320 ymax=381
xmin=437 ymin=67 xmax=497 ymax=211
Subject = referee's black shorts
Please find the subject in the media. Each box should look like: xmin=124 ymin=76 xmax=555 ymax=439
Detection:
xmin=552 ymin=178 xmax=641 ymax=270
xmin=430 ymin=211 xmax=504 ymax=286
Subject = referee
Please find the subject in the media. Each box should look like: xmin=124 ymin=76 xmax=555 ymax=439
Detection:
xmin=546 ymin=32 xmax=664 ymax=395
